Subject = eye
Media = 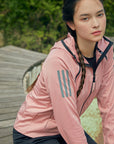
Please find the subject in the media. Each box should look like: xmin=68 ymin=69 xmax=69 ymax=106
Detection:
xmin=81 ymin=17 xmax=89 ymax=21
xmin=97 ymin=13 xmax=104 ymax=17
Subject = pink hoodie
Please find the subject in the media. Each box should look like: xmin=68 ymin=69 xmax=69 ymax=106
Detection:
xmin=14 ymin=33 xmax=114 ymax=144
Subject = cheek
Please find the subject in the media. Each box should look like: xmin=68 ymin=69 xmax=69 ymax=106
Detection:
xmin=76 ymin=23 xmax=89 ymax=35
xmin=101 ymin=17 xmax=106 ymax=29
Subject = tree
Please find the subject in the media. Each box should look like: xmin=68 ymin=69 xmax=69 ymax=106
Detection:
xmin=0 ymin=0 xmax=113 ymax=53
xmin=104 ymin=0 xmax=114 ymax=35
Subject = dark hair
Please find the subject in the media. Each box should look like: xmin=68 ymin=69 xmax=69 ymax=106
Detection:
xmin=62 ymin=0 xmax=103 ymax=97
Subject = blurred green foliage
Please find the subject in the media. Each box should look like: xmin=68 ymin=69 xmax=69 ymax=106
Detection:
xmin=0 ymin=0 xmax=114 ymax=53
xmin=104 ymin=0 xmax=114 ymax=36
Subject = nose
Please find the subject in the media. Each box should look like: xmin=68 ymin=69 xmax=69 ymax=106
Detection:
xmin=92 ymin=17 xmax=99 ymax=28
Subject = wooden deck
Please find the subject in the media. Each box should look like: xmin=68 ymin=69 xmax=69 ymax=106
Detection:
xmin=0 ymin=46 xmax=47 ymax=144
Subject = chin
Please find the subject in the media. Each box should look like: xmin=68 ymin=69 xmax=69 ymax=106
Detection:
xmin=91 ymin=35 xmax=104 ymax=42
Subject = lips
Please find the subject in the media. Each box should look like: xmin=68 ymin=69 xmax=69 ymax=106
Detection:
xmin=92 ymin=31 xmax=101 ymax=36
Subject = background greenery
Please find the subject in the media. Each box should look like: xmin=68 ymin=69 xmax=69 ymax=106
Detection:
xmin=0 ymin=0 xmax=114 ymax=53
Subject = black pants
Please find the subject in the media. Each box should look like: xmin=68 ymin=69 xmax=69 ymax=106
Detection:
xmin=13 ymin=128 xmax=97 ymax=144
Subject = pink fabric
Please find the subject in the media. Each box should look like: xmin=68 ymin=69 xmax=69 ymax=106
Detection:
xmin=14 ymin=33 xmax=114 ymax=144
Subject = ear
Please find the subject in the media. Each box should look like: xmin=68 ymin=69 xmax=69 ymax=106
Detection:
xmin=66 ymin=21 xmax=76 ymax=30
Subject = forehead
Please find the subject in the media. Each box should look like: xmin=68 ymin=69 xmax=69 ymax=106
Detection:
xmin=74 ymin=0 xmax=103 ymax=15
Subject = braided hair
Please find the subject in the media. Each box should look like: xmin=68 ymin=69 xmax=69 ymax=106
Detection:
xmin=62 ymin=0 xmax=103 ymax=97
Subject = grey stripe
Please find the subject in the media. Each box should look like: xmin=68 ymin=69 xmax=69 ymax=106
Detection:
xmin=62 ymin=70 xmax=68 ymax=97
xmin=66 ymin=70 xmax=72 ymax=96
xmin=57 ymin=71 xmax=64 ymax=98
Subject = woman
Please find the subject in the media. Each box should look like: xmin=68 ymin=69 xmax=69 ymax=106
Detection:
xmin=13 ymin=0 xmax=114 ymax=143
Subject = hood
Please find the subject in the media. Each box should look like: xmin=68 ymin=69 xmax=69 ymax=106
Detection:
xmin=51 ymin=33 xmax=113 ymax=68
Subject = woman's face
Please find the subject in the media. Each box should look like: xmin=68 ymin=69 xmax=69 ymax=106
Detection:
xmin=68 ymin=0 xmax=106 ymax=43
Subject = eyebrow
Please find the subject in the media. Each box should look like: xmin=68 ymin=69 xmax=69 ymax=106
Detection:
xmin=96 ymin=9 xmax=104 ymax=14
xmin=80 ymin=9 xmax=104 ymax=17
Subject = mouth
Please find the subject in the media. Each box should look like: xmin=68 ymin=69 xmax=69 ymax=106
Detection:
xmin=91 ymin=31 xmax=101 ymax=36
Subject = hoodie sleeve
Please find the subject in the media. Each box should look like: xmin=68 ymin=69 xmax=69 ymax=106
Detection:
xmin=43 ymin=54 xmax=88 ymax=144
xmin=97 ymin=45 xmax=114 ymax=144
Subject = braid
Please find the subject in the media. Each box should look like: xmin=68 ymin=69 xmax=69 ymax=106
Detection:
xmin=75 ymin=40 xmax=86 ymax=97
xmin=63 ymin=0 xmax=104 ymax=97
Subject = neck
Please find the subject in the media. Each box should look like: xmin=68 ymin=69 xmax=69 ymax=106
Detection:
xmin=77 ymin=37 xmax=96 ymax=58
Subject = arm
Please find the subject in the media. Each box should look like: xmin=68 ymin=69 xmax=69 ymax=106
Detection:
xmin=97 ymin=46 xmax=114 ymax=144
xmin=43 ymin=55 xmax=88 ymax=144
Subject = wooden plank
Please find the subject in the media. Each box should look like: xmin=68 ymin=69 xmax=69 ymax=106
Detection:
xmin=0 ymin=49 xmax=45 ymax=61
xmin=0 ymin=61 xmax=30 ymax=67
xmin=0 ymin=76 xmax=22 ymax=81
xmin=0 ymin=45 xmax=47 ymax=58
xmin=0 ymin=52 xmax=36 ymax=61
xmin=0 ymin=80 xmax=22 ymax=83
xmin=0 ymin=77 xmax=22 ymax=83
xmin=0 ymin=101 xmax=23 ymax=108
xmin=0 ymin=70 xmax=23 ymax=75
xmin=0 ymin=81 xmax=22 ymax=87
xmin=0 ymin=55 xmax=36 ymax=65
xmin=0 ymin=67 xmax=24 ymax=73
xmin=0 ymin=106 xmax=21 ymax=114
xmin=0 ymin=74 xmax=23 ymax=79
xmin=0 ymin=127 xmax=13 ymax=137
xmin=0 ymin=85 xmax=22 ymax=89
xmin=0 ymin=112 xmax=18 ymax=121
xmin=0 ymin=87 xmax=23 ymax=92
xmin=0 ymin=61 xmax=32 ymax=66
xmin=0 ymin=63 xmax=28 ymax=70
xmin=1 ymin=46 xmax=47 ymax=61
xmin=0 ymin=61 xmax=43 ymax=73
xmin=0 ymin=96 xmax=25 ymax=103
xmin=0 ymin=119 xmax=15 ymax=128
xmin=0 ymin=135 xmax=13 ymax=144
xmin=0 ymin=88 xmax=24 ymax=93
xmin=0 ymin=93 xmax=25 ymax=99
